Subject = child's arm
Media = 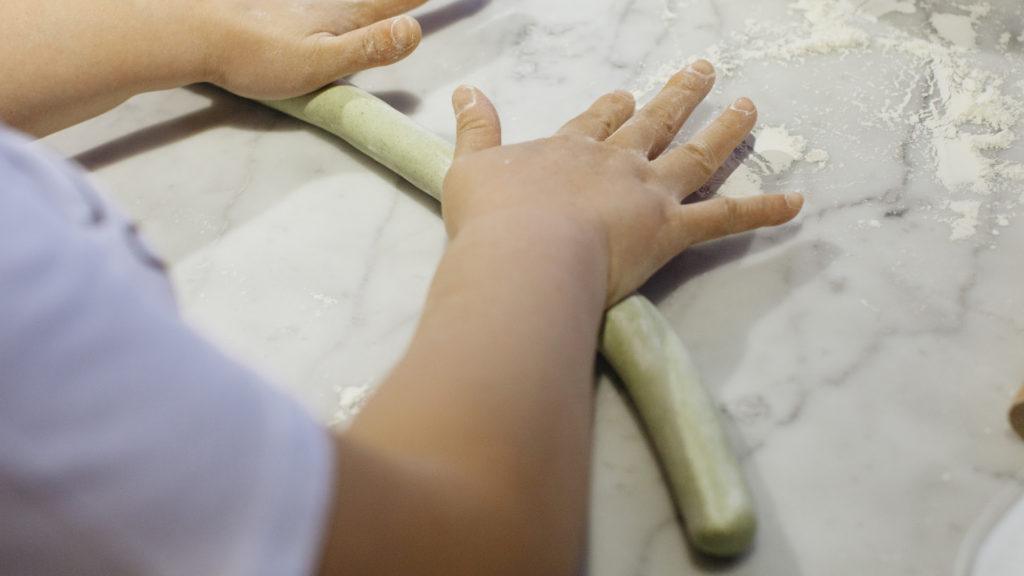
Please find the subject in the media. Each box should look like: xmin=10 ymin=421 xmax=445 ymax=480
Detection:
xmin=0 ymin=0 xmax=430 ymax=136
xmin=317 ymin=62 xmax=803 ymax=576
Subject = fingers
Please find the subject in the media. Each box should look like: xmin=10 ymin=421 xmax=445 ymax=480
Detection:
xmin=607 ymin=60 xmax=716 ymax=159
xmin=653 ymin=97 xmax=758 ymax=201
xmin=311 ymin=16 xmax=422 ymax=81
xmin=453 ymin=85 xmax=502 ymax=158
xmin=669 ymin=193 xmax=804 ymax=248
xmin=349 ymin=0 xmax=432 ymax=26
xmin=555 ymin=91 xmax=636 ymax=140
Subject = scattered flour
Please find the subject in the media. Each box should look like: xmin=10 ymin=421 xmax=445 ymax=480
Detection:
xmin=946 ymin=200 xmax=982 ymax=241
xmin=331 ymin=383 xmax=372 ymax=425
xmin=311 ymin=292 xmax=340 ymax=305
xmin=717 ymin=164 xmax=765 ymax=198
xmin=859 ymin=0 xmax=917 ymax=19
xmin=633 ymin=0 xmax=1024 ymax=241
xmin=1002 ymin=163 xmax=1024 ymax=181
xmin=805 ymin=148 xmax=830 ymax=164
xmin=893 ymin=25 xmax=1023 ymax=228
xmin=752 ymin=125 xmax=809 ymax=173
xmin=930 ymin=13 xmax=978 ymax=48
xmin=717 ymin=124 xmax=821 ymax=198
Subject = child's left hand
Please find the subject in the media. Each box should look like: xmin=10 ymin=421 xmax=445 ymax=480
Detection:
xmin=198 ymin=0 xmax=430 ymax=99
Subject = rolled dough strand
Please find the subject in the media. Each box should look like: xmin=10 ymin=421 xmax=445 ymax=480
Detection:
xmin=600 ymin=296 xmax=756 ymax=556
xmin=259 ymin=84 xmax=756 ymax=557
xmin=263 ymin=86 xmax=452 ymax=201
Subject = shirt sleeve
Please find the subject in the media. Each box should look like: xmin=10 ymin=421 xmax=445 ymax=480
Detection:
xmin=0 ymin=127 xmax=334 ymax=576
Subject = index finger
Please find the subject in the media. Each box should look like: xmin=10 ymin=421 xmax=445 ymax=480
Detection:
xmin=606 ymin=60 xmax=716 ymax=159
xmin=350 ymin=0 xmax=430 ymax=26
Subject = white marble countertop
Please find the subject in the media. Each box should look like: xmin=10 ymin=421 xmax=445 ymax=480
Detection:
xmin=42 ymin=0 xmax=1024 ymax=574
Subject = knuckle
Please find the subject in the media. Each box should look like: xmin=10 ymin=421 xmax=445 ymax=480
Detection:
xmin=646 ymin=100 xmax=675 ymax=126
xmin=595 ymin=115 xmax=617 ymax=135
xmin=458 ymin=114 xmax=491 ymax=135
xmin=361 ymin=29 xmax=383 ymax=57
xmin=634 ymin=106 xmax=678 ymax=147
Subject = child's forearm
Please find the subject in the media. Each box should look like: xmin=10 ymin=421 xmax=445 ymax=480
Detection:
xmin=320 ymin=213 xmax=607 ymax=576
xmin=0 ymin=0 xmax=202 ymax=136
xmin=1 ymin=0 xmax=429 ymax=136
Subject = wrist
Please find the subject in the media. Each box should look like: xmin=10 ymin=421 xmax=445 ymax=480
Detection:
xmin=132 ymin=0 xmax=212 ymax=89
xmin=447 ymin=209 xmax=609 ymax=313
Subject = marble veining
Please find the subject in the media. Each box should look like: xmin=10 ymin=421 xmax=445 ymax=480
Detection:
xmin=41 ymin=0 xmax=1024 ymax=574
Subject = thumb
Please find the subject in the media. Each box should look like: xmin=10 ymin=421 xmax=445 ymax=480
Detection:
xmin=313 ymin=16 xmax=421 ymax=80
xmin=452 ymin=85 xmax=501 ymax=158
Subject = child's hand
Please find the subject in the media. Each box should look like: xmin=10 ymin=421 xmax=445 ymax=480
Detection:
xmin=1 ymin=0 xmax=434 ymax=135
xmin=442 ymin=60 xmax=803 ymax=306
xmin=199 ymin=0 xmax=430 ymax=99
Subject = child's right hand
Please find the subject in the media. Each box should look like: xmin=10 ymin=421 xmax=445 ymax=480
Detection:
xmin=442 ymin=60 xmax=804 ymax=307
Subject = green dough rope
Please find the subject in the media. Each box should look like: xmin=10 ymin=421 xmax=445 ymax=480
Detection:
xmin=600 ymin=296 xmax=756 ymax=556
xmin=263 ymin=87 xmax=452 ymax=201
xmin=259 ymin=84 xmax=756 ymax=557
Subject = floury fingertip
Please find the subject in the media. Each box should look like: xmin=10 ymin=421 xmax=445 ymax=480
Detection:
xmin=729 ymin=97 xmax=756 ymax=115
xmin=389 ymin=16 xmax=418 ymax=51
xmin=453 ymin=85 xmax=479 ymax=118
xmin=685 ymin=59 xmax=716 ymax=79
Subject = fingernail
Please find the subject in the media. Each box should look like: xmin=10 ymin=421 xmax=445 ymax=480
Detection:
xmin=453 ymin=85 xmax=478 ymax=118
xmin=784 ymin=193 xmax=803 ymax=209
xmin=686 ymin=59 xmax=715 ymax=79
xmin=390 ymin=16 xmax=418 ymax=50
xmin=730 ymin=97 xmax=756 ymax=115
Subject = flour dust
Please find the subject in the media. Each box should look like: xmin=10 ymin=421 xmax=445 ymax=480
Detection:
xmin=634 ymin=0 xmax=1024 ymax=242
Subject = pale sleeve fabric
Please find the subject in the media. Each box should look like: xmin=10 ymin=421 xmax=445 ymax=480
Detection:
xmin=0 ymin=126 xmax=334 ymax=576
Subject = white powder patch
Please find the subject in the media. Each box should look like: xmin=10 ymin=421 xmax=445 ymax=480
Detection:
xmin=717 ymin=164 xmax=765 ymax=198
xmin=903 ymin=32 xmax=1023 ymax=204
xmin=331 ymin=383 xmax=372 ymax=425
xmin=932 ymin=130 xmax=1015 ymax=195
xmin=1002 ymin=163 xmax=1024 ymax=181
xmin=930 ymin=13 xmax=978 ymax=48
xmin=718 ymin=125 xmax=819 ymax=198
xmin=311 ymin=292 xmax=339 ymax=305
xmin=860 ymin=0 xmax=917 ymax=19
xmin=856 ymin=219 xmax=883 ymax=229
xmin=735 ymin=1 xmax=871 ymax=62
xmin=805 ymin=148 xmax=830 ymax=164
xmin=632 ymin=0 xmax=1024 ymax=242
xmin=753 ymin=125 xmax=809 ymax=173
xmin=947 ymin=200 xmax=982 ymax=240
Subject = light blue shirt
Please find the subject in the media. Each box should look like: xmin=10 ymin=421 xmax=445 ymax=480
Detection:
xmin=0 ymin=126 xmax=333 ymax=576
